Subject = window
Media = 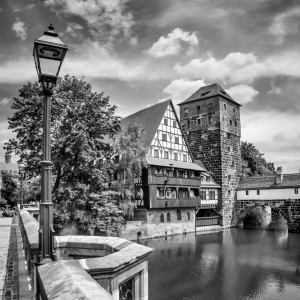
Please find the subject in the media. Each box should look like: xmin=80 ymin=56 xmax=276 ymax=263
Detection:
xmin=233 ymin=108 xmax=236 ymax=113
xmin=295 ymin=188 xmax=298 ymax=194
xmin=198 ymin=119 xmax=201 ymax=125
xmin=164 ymin=118 xmax=168 ymax=126
xmin=173 ymin=121 xmax=177 ymax=128
xmin=234 ymin=121 xmax=237 ymax=127
xmin=206 ymin=176 xmax=210 ymax=182
xmin=157 ymin=187 xmax=164 ymax=197
xmin=200 ymin=190 xmax=206 ymax=200
xmin=162 ymin=133 xmax=167 ymax=141
xmin=187 ymin=212 xmax=190 ymax=220
xmin=209 ymin=191 xmax=215 ymax=200
xmin=228 ymin=175 xmax=231 ymax=181
xmin=164 ymin=151 xmax=169 ymax=159
xmin=227 ymin=133 xmax=230 ymax=138
xmin=167 ymin=212 xmax=171 ymax=222
xmin=174 ymin=153 xmax=178 ymax=161
xmin=154 ymin=149 xmax=159 ymax=158
xmin=230 ymin=120 xmax=232 ymax=126
xmin=187 ymin=120 xmax=190 ymax=127
xmin=209 ymin=116 xmax=213 ymax=124
xmin=257 ymin=190 xmax=260 ymax=195
xmin=232 ymin=161 xmax=235 ymax=167
xmin=177 ymin=209 xmax=181 ymax=221
xmin=228 ymin=147 xmax=231 ymax=152
xmin=228 ymin=190 xmax=231 ymax=196
xmin=160 ymin=213 xmax=164 ymax=222
xmin=208 ymin=103 xmax=212 ymax=109
xmin=184 ymin=108 xmax=189 ymax=115
xmin=183 ymin=154 xmax=187 ymax=162
xmin=197 ymin=106 xmax=201 ymax=112
xmin=155 ymin=166 xmax=163 ymax=175
xmin=175 ymin=136 xmax=179 ymax=144
xmin=246 ymin=190 xmax=249 ymax=195
xmin=224 ymin=104 xmax=227 ymax=109
xmin=114 ymin=155 xmax=119 ymax=163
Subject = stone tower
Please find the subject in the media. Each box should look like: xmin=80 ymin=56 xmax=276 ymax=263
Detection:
xmin=178 ymin=83 xmax=242 ymax=227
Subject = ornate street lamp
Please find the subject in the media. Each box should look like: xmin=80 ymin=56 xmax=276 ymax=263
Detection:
xmin=18 ymin=163 xmax=26 ymax=209
xmin=33 ymin=23 xmax=68 ymax=264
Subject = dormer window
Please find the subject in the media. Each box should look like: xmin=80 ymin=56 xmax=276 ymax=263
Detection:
xmin=206 ymin=176 xmax=210 ymax=182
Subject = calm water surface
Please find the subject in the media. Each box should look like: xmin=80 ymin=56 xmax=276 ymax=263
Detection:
xmin=140 ymin=227 xmax=300 ymax=300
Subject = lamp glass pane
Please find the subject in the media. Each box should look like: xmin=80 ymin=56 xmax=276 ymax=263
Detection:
xmin=39 ymin=57 xmax=60 ymax=76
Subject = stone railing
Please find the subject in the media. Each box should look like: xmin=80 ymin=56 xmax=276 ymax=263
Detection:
xmin=18 ymin=208 xmax=153 ymax=300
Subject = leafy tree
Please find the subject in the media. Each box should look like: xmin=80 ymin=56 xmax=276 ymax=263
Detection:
xmin=4 ymin=75 xmax=124 ymax=235
xmin=243 ymin=207 xmax=266 ymax=226
xmin=1 ymin=171 xmax=18 ymax=207
xmin=113 ymin=119 xmax=148 ymax=219
xmin=241 ymin=141 xmax=275 ymax=177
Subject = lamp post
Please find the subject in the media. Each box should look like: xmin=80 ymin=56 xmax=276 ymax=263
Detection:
xmin=33 ymin=23 xmax=68 ymax=264
xmin=18 ymin=163 xmax=26 ymax=209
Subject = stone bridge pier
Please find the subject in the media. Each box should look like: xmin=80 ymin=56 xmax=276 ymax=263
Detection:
xmin=236 ymin=199 xmax=300 ymax=232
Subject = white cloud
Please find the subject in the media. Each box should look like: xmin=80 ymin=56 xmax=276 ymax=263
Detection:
xmin=268 ymin=8 xmax=300 ymax=45
xmin=66 ymin=23 xmax=84 ymax=39
xmin=274 ymin=156 xmax=300 ymax=163
xmin=25 ymin=4 xmax=34 ymax=10
xmin=0 ymin=98 xmax=11 ymax=105
xmin=226 ymin=84 xmax=258 ymax=105
xmin=162 ymin=78 xmax=206 ymax=105
xmin=12 ymin=18 xmax=27 ymax=40
xmin=273 ymin=133 xmax=286 ymax=143
xmin=44 ymin=0 xmax=134 ymax=44
xmin=145 ymin=28 xmax=198 ymax=58
xmin=174 ymin=52 xmax=267 ymax=83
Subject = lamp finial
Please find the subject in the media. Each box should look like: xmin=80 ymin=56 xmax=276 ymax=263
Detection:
xmin=48 ymin=22 xmax=55 ymax=31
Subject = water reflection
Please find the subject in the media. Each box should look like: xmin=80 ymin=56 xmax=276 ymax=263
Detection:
xmin=140 ymin=220 xmax=300 ymax=300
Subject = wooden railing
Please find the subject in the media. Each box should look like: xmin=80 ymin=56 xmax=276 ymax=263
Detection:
xmin=196 ymin=216 xmax=219 ymax=227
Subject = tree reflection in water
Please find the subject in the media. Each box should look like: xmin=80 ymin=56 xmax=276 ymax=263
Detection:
xmin=119 ymin=279 xmax=133 ymax=300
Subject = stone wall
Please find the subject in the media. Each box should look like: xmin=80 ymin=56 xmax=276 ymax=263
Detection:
xmin=180 ymin=96 xmax=242 ymax=228
xmin=120 ymin=208 xmax=195 ymax=240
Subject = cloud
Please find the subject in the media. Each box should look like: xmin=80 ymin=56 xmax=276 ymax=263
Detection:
xmin=12 ymin=18 xmax=27 ymax=40
xmin=25 ymin=4 xmax=34 ymax=10
xmin=174 ymin=52 xmax=267 ymax=83
xmin=274 ymin=156 xmax=300 ymax=163
xmin=145 ymin=28 xmax=198 ymax=58
xmin=161 ymin=78 xmax=206 ymax=105
xmin=0 ymin=98 xmax=11 ymax=105
xmin=268 ymin=8 xmax=300 ymax=45
xmin=226 ymin=85 xmax=258 ymax=105
xmin=273 ymin=133 xmax=286 ymax=143
xmin=44 ymin=0 xmax=134 ymax=44
xmin=66 ymin=23 xmax=84 ymax=39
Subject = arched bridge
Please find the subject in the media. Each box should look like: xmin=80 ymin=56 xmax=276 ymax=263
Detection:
xmin=236 ymin=199 xmax=300 ymax=232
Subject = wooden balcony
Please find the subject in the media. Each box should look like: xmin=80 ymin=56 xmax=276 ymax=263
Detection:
xmin=196 ymin=216 xmax=219 ymax=227
xmin=154 ymin=197 xmax=218 ymax=208
xmin=149 ymin=175 xmax=201 ymax=186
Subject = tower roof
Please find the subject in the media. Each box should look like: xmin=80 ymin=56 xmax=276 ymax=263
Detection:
xmin=178 ymin=83 xmax=241 ymax=106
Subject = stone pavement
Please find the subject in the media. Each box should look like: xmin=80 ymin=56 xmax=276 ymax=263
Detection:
xmin=0 ymin=216 xmax=19 ymax=300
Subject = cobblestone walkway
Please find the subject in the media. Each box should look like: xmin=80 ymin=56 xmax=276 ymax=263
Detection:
xmin=0 ymin=217 xmax=19 ymax=300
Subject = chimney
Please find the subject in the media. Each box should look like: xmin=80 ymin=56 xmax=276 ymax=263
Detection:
xmin=276 ymin=167 xmax=283 ymax=184
xmin=5 ymin=154 xmax=11 ymax=164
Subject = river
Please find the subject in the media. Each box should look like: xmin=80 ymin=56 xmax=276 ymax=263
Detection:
xmin=140 ymin=223 xmax=300 ymax=300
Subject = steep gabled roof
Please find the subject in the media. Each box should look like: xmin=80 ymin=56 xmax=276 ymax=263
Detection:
xmin=237 ymin=173 xmax=300 ymax=190
xmin=121 ymin=100 xmax=171 ymax=149
xmin=178 ymin=83 xmax=241 ymax=106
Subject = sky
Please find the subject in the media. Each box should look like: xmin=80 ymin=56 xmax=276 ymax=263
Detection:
xmin=0 ymin=0 xmax=300 ymax=173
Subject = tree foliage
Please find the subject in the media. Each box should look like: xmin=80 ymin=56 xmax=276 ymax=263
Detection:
xmin=241 ymin=141 xmax=275 ymax=177
xmin=4 ymin=75 xmax=125 ymax=235
xmin=113 ymin=119 xmax=148 ymax=219
xmin=1 ymin=172 xmax=18 ymax=207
